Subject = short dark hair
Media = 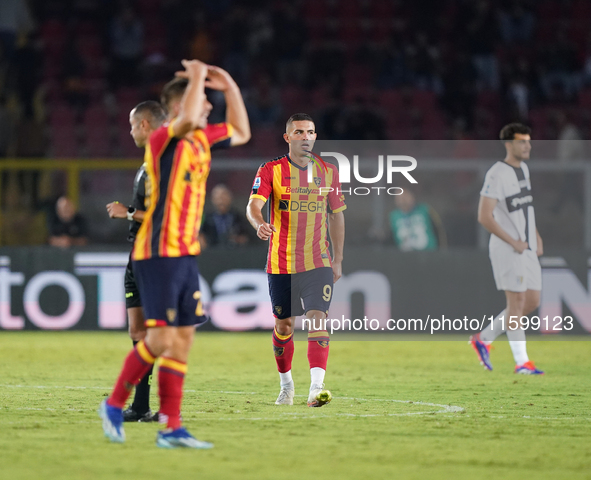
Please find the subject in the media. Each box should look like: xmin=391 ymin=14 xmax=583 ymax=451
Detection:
xmin=132 ymin=101 xmax=166 ymax=128
xmin=499 ymin=123 xmax=531 ymax=141
xmin=161 ymin=77 xmax=188 ymax=112
xmin=286 ymin=113 xmax=315 ymax=130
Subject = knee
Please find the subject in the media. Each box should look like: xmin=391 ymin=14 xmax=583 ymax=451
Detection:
xmin=508 ymin=294 xmax=526 ymax=311
xmin=275 ymin=319 xmax=293 ymax=336
xmin=524 ymin=297 xmax=541 ymax=315
xmin=145 ymin=330 xmax=172 ymax=356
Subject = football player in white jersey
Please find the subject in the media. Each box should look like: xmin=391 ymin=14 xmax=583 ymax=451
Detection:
xmin=470 ymin=123 xmax=544 ymax=374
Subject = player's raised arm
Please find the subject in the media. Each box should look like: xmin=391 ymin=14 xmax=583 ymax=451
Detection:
xmin=478 ymin=195 xmax=527 ymax=254
xmin=246 ymin=197 xmax=276 ymax=240
xmin=172 ymin=60 xmax=208 ymax=138
xmin=204 ymin=65 xmax=250 ymax=146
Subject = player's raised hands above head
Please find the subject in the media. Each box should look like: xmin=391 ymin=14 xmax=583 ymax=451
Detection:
xmin=204 ymin=65 xmax=238 ymax=92
xmin=175 ymin=59 xmax=208 ymax=81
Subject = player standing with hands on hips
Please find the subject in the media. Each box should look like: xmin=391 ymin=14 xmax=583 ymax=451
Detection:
xmin=470 ymin=123 xmax=544 ymax=375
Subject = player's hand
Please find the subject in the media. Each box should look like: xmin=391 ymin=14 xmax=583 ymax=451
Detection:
xmin=332 ymin=261 xmax=342 ymax=283
xmin=204 ymin=65 xmax=237 ymax=92
xmin=257 ymin=223 xmax=276 ymax=241
xmin=106 ymin=202 xmax=127 ymax=219
xmin=536 ymin=237 xmax=543 ymax=257
xmin=175 ymin=59 xmax=208 ymax=80
xmin=512 ymin=240 xmax=528 ymax=254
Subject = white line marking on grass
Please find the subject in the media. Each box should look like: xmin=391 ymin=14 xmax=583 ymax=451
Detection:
xmin=0 ymin=385 xmax=463 ymax=419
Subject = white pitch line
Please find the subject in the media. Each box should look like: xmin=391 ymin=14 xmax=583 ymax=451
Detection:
xmin=1 ymin=386 xmax=588 ymax=422
xmin=0 ymin=385 xmax=464 ymax=419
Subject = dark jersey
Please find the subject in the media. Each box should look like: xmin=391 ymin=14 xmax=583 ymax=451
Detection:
xmin=128 ymin=164 xmax=147 ymax=242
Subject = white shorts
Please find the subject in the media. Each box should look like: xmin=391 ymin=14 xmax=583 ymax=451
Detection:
xmin=489 ymin=243 xmax=542 ymax=292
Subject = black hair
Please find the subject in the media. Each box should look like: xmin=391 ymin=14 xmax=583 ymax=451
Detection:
xmin=160 ymin=77 xmax=188 ymax=112
xmin=132 ymin=101 xmax=167 ymax=128
xmin=286 ymin=113 xmax=315 ymax=130
xmin=499 ymin=123 xmax=532 ymax=141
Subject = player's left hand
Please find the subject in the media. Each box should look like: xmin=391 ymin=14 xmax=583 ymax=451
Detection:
xmin=106 ymin=202 xmax=127 ymax=219
xmin=332 ymin=261 xmax=342 ymax=283
xmin=204 ymin=65 xmax=237 ymax=92
xmin=536 ymin=239 xmax=543 ymax=257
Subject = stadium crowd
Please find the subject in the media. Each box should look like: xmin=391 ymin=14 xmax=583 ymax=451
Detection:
xmin=0 ymin=0 xmax=588 ymax=247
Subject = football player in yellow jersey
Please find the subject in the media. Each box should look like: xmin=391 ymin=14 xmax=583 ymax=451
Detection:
xmin=100 ymin=59 xmax=250 ymax=449
xmin=247 ymin=113 xmax=346 ymax=407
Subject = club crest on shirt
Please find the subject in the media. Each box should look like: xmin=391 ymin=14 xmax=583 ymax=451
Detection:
xmin=166 ymin=308 xmax=177 ymax=322
xmin=314 ymin=177 xmax=322 ymax=187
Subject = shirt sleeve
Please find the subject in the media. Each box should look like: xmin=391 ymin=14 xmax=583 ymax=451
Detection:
xmin=480 ymin=166 xmax=502 ymax=200
xmin=249 ymin=162 xmax=273 ymax=202
xmin=327 ymin=164 xmax=347 ymax=213
xmin=148 ymin=123 xmax=176 ymax=158
xmin=201 ymin=123 xmax=234 ymax=150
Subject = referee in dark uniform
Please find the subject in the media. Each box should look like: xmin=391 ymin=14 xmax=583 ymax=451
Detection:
xmin=106 ymin=101 xmax=167 ymax=422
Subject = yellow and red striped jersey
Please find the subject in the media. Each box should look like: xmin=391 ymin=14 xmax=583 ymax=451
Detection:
xmin=250 ymin=155 xmax=346 ymax=274
xmin=133 ymin=122 xmax=233 ymax=260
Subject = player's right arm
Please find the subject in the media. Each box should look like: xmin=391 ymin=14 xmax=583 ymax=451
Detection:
xmin=246 ymin=162 xmax=276 ymax=240
xmin=478 ymin=196 xmax=528 ymax=253
xmin=172 ymin=59 xmax=208 ymax=138
xmin=246 ymin=198 xmax=276 ymax=240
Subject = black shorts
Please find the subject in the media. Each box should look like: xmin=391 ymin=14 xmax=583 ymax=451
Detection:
xmin=124 ymin=253 xmax=142 ymax=309
xmin=268 ymin=267 xmax=334 ymax=320
xmin=132 ymin=256 xmax=208 ymax=328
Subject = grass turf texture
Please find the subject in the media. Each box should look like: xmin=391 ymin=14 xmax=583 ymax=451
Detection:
xmin=0 ymin=332 xmax=589 ymax=480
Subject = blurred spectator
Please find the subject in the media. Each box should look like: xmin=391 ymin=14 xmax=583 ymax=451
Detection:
xmin=507 ymin=74 xmax=530 ymax=120
xmin=0 ymin=0 xmax=33 ymax=62
xmin=108 ymin=5 xmax=144 ymax=90
xmin=556 ymin=112 xmax=585 ymax=163
xmin=406 ymin=32 xmax=442 ymax=93
xmin=553 ymin=112 xmax=585 ymax=212
xmin=440 ymin=53 xmax=477 ymax=129
xmin=539 ymin=31 xmax=580 ymax=102
xmin=344 ymin=96 xmax=386 ymax=140
xmin=61 ymin=39 xmax=89 ymax=110
xmin=13 ymin=33 xmax=42 ymax=118
xmin=220 ymin=5 xmax=250 ymax=86
xmin=272 ymin=4 xmax=307 ymax=85
xmin=188 ymin=11 xmax=213 ymax=63
xmin=48 ymin=196 xmax=89 ymax=248
xmin=0 ymin=95 xmax=14 ymax=156
xmin=376 ymin=37 xmax=409 ymax=89
xmin=389 ymin=189 xmax=446 ymax=251
xmin=247 ymin=74 xmax=281 ymax=126
xmin=200 ymin=184 xmax=251 ymax=248
xmin=465 ymin=0 xmax=500 ymax=91
xmin=498 ymin=2 xmax=535 ymax=44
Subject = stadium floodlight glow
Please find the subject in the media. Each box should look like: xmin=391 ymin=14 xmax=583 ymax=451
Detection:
xmin=306 ymin=152 xmax=418 ymax=185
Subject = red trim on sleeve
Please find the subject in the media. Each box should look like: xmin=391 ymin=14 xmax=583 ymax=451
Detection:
xmin=149 ymin=125 xmax=173 ymax=159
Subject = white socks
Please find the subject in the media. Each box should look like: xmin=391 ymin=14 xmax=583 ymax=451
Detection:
xmin=506 ymin=328 xmax=529 ymax=365
xmin=480 ymin=309 xmax=506 ymax=344
xmin=480 ymin=308 xmax=529 ymax=365
xmin=280 ymin=368 xmax=327 ymax=389
xmin=310 ymin=367 xmax=326 ymax=388
xmin=279 ymin=370 xmax=293 ymax=388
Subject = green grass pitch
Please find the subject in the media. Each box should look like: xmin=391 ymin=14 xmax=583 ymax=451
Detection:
xmin=0 ymin=332 xmax=589 ymax=480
